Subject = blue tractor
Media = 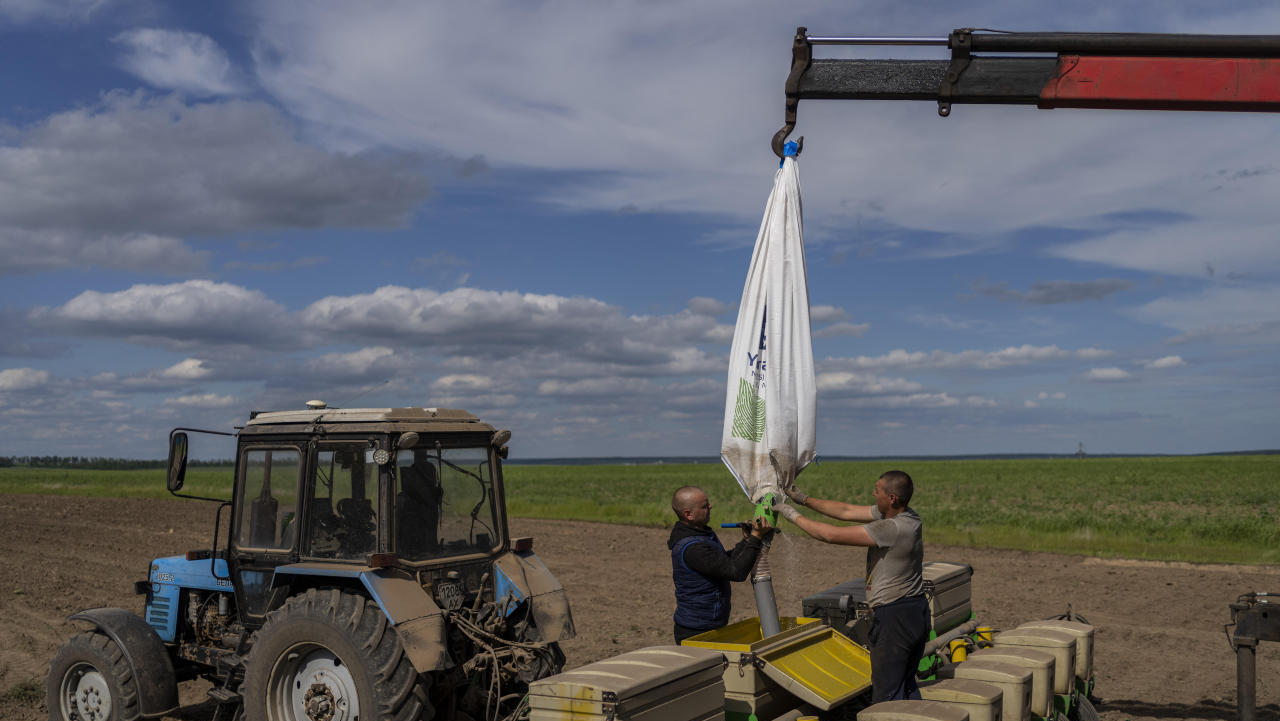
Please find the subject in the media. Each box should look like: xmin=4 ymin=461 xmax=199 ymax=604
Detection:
xmin=46 ymin=404 xmax=574 ymax=721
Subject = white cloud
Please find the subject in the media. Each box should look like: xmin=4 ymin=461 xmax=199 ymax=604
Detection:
xmin=537 ymin=377 xmax=652 ymax=397
xmin=1024 ymin=400 xmax=1039 ymax=408
xmin=816 ymin=372 xmax=922 ymax=395
xmin=0 ymin=0 xmax=106 ymax=24
xmin=431 ymin=374 xmax=495 ymax=392
xmin=165 ymin=393 xmax=237 ymax=408
xmin=1141 ymin=355 xmax=1186 ymax=370
xmin=238 ymin=0 xmax=1280 ymax=284
xmin=1129 ymin=286 xmax=1280 ymax=335
xmin=304 ymin=346 xmax=399 ymax=377
xmin=0 ymin=232 xmax=206 ymax=276
xmin=1053 ymin=224 xmax=1280 ymax=278
xmin=0 ymin=367 xmax=51 ymax=391
xmin=35 ymin=280 xmax=288 ymax=347
xmin=1036 ymin=391 xmax=1067 ymax=400
xmin=1084 ymin=367 xmax=1132 ymax=382
xmin=813 ymin=322 xmax=870 ymax=339
xmin=114 ymin=29 xmax=242 ymax=96
xmin=0 ymin=92 xmax=432 ymax=273
xmin=810 ymin=305 xmax=848 ymax=323
xmin=829 ymin=345 xmax=1112 ymax=371
xmin=850 ymin=393 xmax=963 ymax=409
xmin=162 ymin=358 xmax=211 ymax=380
xmin=688 ymin=297 xmax=731 ymax=316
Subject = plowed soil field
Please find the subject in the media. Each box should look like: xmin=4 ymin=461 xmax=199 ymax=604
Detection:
xmin=2 ymin=495 xmax=1277 ymax=720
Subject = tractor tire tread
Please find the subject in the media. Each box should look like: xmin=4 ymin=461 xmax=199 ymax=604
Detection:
xmin=241 ymin=588 xmax=431 ymax=721
xmin=47 ymin=631 xmax=142 ymax=721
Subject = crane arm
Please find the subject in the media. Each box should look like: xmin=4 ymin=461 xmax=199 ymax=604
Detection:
xmin=774 ymin=27 xmax=1280 ymax=157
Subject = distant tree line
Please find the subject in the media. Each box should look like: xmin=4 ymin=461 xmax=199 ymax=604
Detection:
xmin=0 ymin=456 xmax=232 ymax=469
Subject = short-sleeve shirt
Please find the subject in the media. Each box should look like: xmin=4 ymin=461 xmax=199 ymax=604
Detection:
xmin=863 ymin=506 xmax=924 ymax=607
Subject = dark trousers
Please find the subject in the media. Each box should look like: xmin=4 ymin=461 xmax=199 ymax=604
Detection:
xmin=674 ymin=621 xmax=714 ymax=644
xmin=868 ymin=594 xmax=930 ymax=703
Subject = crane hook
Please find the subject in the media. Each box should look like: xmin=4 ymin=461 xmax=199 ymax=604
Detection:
xmin=772 ymin=27 xmax=813 ymax=158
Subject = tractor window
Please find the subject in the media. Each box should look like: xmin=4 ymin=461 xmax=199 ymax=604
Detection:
xmin=306 ymin=444 xmax=378 ymax=560
xmin=236 ymin=448 xmax=300 ymax=550
xmin=394 ymin=446 xmax=499 ymax=561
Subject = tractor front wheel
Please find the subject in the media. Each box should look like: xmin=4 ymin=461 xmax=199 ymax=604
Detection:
xmin=46 ymin=631 xmax=140 ymax=721
xmin=241 ymin=588 xmax=431 ymax=721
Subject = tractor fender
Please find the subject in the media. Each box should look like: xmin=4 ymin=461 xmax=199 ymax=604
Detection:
xmin=272 ymin=563 xmax=450 ymax=672
xmin=67 ymin=607 xmax=179 ymax=719
xmin=494 ymin=551 xmax=576 ymax=642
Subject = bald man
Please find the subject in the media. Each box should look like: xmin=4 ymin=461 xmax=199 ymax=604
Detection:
xmin=668 ymin=485 xmax=771 ymax=643
xmin=774 ymin=471 xmax=927 ymax=703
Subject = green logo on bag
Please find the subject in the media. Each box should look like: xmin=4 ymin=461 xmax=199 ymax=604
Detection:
xmin=731 ymin=378 xmax=766 ymax=442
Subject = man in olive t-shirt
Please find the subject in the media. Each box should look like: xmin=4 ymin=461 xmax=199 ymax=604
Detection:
xmin=773 ymin=470 xmax=928 ymax=702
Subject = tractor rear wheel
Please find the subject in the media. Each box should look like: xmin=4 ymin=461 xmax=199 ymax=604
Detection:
xmin=46 ymin=631 xmax=141 ymax=721
xmin=241 ymin=588 xmax=431 ymax=721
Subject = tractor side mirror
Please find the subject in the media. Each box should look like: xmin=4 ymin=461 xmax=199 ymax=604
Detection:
xmin=167 ymin=432 xmax=189 ymax=492
xmin=397 ymin=432 xmax=420 ymax=450
xmin=492 ymin=429 xmax=511 ymax=459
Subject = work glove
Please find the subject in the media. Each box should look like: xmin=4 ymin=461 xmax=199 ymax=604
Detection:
xmin=784 ymin=485 xmax=808 ymax=505
xmin=772 ymin=498 xmax=801 ymax=522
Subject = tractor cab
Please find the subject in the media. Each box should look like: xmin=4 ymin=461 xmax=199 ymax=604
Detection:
xmin=167 ymin=404 xmax=517 ymax=624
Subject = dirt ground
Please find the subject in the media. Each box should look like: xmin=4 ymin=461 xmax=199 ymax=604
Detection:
xmin=2 ymin=494 xmax=1277 ymax=721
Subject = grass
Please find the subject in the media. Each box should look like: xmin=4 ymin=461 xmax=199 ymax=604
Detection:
xmin=2 ymin=455 xmax=1276 ymax=564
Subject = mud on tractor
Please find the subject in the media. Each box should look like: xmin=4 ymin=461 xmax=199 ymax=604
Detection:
xmin=46 ymin=403 xmax=574 ymax=721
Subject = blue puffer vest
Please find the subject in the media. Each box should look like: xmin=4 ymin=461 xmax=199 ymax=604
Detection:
xmin=671 ymin=533 xmax=731 ymax=630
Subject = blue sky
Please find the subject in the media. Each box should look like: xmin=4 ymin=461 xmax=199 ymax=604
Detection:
xmin=1 ymin=1 xmax=1277 ymax=459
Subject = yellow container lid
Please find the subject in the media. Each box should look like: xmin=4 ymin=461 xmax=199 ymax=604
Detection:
xmin=682 ymin=616 xmax=818 ymax=652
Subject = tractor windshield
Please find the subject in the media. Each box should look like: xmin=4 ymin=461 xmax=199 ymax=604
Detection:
xmin=393 ymin=445 xmax=500 ymax=561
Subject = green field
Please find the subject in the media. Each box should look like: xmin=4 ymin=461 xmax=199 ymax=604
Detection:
xmin=1 ymin=455 xmax=1275 ymax=564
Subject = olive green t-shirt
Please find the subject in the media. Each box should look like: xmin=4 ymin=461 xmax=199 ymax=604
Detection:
xmin=864 ymin=506 xmax=924 ymax=607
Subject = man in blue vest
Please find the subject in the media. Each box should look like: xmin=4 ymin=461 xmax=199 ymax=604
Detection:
xmin=668 ymin=485 xmax=771 ymax=644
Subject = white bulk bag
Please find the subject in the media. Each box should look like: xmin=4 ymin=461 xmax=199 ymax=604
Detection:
xmin=720 ymin=154 xmax=816 ymax=503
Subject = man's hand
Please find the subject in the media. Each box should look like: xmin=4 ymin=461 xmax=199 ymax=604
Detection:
xmin=772 ymin=499 xmax=801 ymax=522
xmin=750 ymin=515 xmax=774 ymax=539
xmin=784 ymin=485 xmax=809 ymax=505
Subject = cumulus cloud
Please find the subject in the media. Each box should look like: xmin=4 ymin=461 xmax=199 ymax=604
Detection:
xmin=1141 ymin=355 xmax=1186 ymax=369
xmin=430 ymin=374 xmax=495 ymax=392
xmin=816 ymin=372 xmax=922 ymax=395
xmin=688 ymin=297 xmax=731 ymax=316
xmin=828 ymin=345 xmax=1112 ymax=371
xmin=114 ymin=29 xmax=242 ymax=96
xmin=1036 ymin=391 xmax=1067 ymax=400
xmin=810 ymin=305 xmax=849 ymax=323
xmin=1129 ymin=286 xmax=1280 ymax=337
xmin=162 ymin=358 xmax=212 ymax=380
xmin=0 ymin=232 xmax=206 ymax=276
xmin=304 ymin=346 xmax=401 ymax=378
xmin=299 ymin=286 xmax=728 ymax=369
xmin=1084 ymin=367 xmax=1132 ymax=381
xmin=0 ymin=367 xmax=51 ymax=391
xmin=33 ymin=280 xmax=289 ymax=348
xmin=0 ymin=92 xmax=432 ymax=272
xmin=972 ymin=278 xmax=1133 ymax=304
xmin=165 ymin=393 xmax=237 ymax=407
xmin=537 ymin=377 xmax=653 ymax=397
